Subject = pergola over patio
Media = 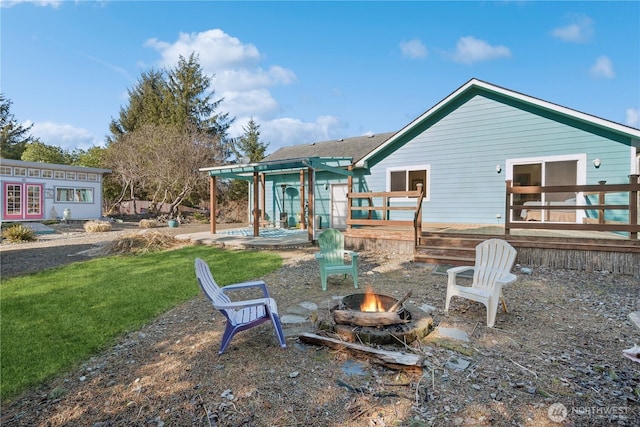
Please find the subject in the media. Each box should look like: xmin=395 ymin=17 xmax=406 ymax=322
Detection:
xmin=200 ymin=157 xmax=354 ymax=241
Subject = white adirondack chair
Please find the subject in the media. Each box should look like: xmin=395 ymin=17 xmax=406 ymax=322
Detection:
xmin=444 ymin=239 xmax=517 ymax=327
xmin=195 ymin=258 xmax=287 ymax=354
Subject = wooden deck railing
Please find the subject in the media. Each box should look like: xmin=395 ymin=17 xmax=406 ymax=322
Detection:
xmin=347 ymin=183 xmax=425 ymax=246
xmin=505 ymin=174 xmax=640 ymax=239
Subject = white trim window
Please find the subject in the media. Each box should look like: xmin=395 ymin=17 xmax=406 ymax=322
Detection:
xmin=56 ymin=187 xmax=94 ymax=203
xmin=0 ymin=166 xmax=11 ymax=175
xmin=42 ymin=170 xmax=53 ymax=178
xmin=386 ymin=164 xmax=430 ymax=199
xmin=506 ymin=153 xmax=586 ymax=223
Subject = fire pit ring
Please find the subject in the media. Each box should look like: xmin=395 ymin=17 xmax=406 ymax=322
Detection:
xmin=339 ymin=293 xmax=411 ymax=321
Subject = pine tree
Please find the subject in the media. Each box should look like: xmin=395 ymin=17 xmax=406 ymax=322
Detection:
xmin=0 ymin=94 xmax=33 ymax=159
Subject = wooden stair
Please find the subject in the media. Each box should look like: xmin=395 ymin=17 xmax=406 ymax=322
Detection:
xmin=415 ymin=233 xmax=490 ymax=265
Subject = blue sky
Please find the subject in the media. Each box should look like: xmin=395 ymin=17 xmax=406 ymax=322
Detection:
xmin=2 ymin=1 xmax=639 ymax=156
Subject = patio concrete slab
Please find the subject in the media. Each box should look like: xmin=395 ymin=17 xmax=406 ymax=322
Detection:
xmin=175 ymin=228 xmax=313 ymax=249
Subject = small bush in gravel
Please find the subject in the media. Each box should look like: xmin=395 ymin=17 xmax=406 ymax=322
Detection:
xmin=83 ymin=220 xmax=112 ymax=233
xmin=107 ymin=231 xmax=180 ymax=254
xmin=139 ymin=219 xmax=158 ymax=229
xmin=1 ymin=224 xmax=37 ymax=243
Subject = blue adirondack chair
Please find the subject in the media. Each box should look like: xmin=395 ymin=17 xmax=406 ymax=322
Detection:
xmin=315 ymin=228 xmax=359 ymax=291
xmin=194 ymin=258 xmax=287 ymax=354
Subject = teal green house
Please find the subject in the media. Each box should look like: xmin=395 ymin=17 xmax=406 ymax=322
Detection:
xmin=202 ymin=78 xmax=640 ymax=239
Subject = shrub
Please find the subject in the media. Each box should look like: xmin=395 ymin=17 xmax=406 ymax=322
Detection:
xmin=83 ymin=220 xmax=112 ymax=233
xmin=2 ymin=224 xmax=37 ymax=243
xmin=193 ymin=212 xmax=209 ymax=223
xmin=139 ymin=219 xmax=158 ymax=229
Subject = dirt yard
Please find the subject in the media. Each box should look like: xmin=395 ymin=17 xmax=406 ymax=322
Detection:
xmin=1 ymin=222 xmax=639 ymax=426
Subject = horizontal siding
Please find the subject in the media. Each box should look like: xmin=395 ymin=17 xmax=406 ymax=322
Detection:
xmin=367 ymin=94 xmax=634 ymax=224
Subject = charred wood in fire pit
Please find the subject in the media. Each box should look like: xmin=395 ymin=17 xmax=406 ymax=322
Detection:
xmin=387 ymin=290 xmax=412 ymax=313
xmin=333 ymin=309 xmax=408 ymax=327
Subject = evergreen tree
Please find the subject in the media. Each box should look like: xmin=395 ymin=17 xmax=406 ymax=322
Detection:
xmin=0 ymin=94 xmax=33 ymax=159
xmin=231 ymin=117 xmax=269 ymax=163
xmin=228 ymin=118 xmax=270 ymax=201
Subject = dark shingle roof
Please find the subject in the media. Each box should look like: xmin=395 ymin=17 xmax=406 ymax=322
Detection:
xmin=262 ymin=132 xmax=395 ymax=164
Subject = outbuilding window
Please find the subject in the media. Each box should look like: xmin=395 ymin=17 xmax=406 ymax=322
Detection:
xmin=56 ymin=187 xmax=94 ymax=203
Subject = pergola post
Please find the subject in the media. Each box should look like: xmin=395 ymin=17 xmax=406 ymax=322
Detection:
xmin=347 ymin=165 xmax=353 ymax=229
xmin=209 ymin=176 xmax=216 ymax=234
xmin=253 ymin=171 xmax=260 ymax=237
xmin=299 ymin=170 xmax=306 ymax=229
xmin=260 ymin=173 xmax=266 ymax=222
xmin=307 ymin=167 xmax=314 ymax=242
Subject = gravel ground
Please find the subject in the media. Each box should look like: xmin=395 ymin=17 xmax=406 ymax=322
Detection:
xmin=1 ymin=222 xmax=639 ymax=426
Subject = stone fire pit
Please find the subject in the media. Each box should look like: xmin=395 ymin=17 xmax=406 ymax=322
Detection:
xmin=315 ymin=291 xmax=433 ymax=345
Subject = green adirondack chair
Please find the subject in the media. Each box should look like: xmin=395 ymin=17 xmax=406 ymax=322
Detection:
xmin=315 ymin=228 xmax=359 ymax=291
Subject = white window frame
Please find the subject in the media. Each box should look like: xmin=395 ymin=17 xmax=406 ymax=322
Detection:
xmin=0 ymin=166 xmax=11 ymax=175
xmin=386 ymin=164 xmax=430 ymax=201
xmin=42 ymin=170 xmax=53 ymax=178
xmin=55 ymin=187 xmax=94 ymax=203
xmin=13 ymin=167 xmax=26 ymax=177
xmin=54 ymin=171 xmax=65 ymax=179
xmin=506 ymin=153 xmax=586 ymax=223
xmin=28 ymin=168 xmax=41 ymax=177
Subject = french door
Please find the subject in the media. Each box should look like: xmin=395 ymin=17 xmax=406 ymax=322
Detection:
xmin=3 ymin=182 xmax=44 ymax=220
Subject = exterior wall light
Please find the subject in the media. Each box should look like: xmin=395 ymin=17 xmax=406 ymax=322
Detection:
xmin=496 ymin=164 xmax=502 ymax=174
xmin=593 ymin=158 xmax=601 ymax=169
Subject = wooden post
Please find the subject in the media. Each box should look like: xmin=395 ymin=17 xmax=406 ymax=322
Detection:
xmin=260 ymin=173 xmax=266 ymax=222
xmin=253 ymin=172 xmax=259 ymax=237
xmin=209 ymin=176 xmax=216 ymax=234
xmin=598 ymin=180 xmax=607 ymax=225
xmin=504 ymin=180 xmax=512 ymax=236
xmin=307 ymin=167 xmax=314 ymax=242
xmin=347 ymin=165 xmax=353 ymax=229
xmin=629 ymin=175 xmax=639 ymax=240
xmin=300 ymin=170 xmax=306 ymax=229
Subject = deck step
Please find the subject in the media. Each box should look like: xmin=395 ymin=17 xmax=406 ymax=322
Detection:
xmin=413 ymin=254 xmax=475 ymax=266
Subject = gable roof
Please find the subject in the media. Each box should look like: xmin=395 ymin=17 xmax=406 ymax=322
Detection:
xmin=356 ymin=78 xmax=640 ymax=168
xmin=263 ymin=132 xmax=395 ymax=164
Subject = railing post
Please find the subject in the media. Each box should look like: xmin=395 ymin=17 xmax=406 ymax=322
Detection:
xmin=598 ymin=180 xmax=607 ymax=225
xmin=629 ymin=175 xmax=639 ymax=240
xmin=414 ymin=183 xmax=424 ymax=249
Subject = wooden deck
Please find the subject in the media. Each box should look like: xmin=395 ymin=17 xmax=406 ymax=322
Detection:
xmin=344 ymin=224 xmax=640 ymax=276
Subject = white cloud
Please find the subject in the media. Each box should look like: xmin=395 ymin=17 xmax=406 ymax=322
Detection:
xmin=451 ymin=36 xmax=511 ymax=64
xmin=400 ymin=39 xmax=428 ymax=59
xmin=223 ymin=89 xmax=281 ymax=119
xmin=244 ymin=115 xmax=348 ymax=153
xmin=29 ymin=121 xmax=103 ymax=151
xmin=626 ymin=108 xmax=640 ymax=128
xmin=144 ymin=28 xmax=298 ymax=126
xmin=590 ymin=56 xmax=615 ymax=79
xmin=551 ymin=15 xmax=594 ymax=43
xmin=0 ymin=0 xmax=62 ymax=8
xmin=145 ymin=29 xmax=262 ymax=70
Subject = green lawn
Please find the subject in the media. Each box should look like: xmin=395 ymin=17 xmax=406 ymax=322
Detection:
xmin=0 ymin=245 xmax=282 ymax=401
